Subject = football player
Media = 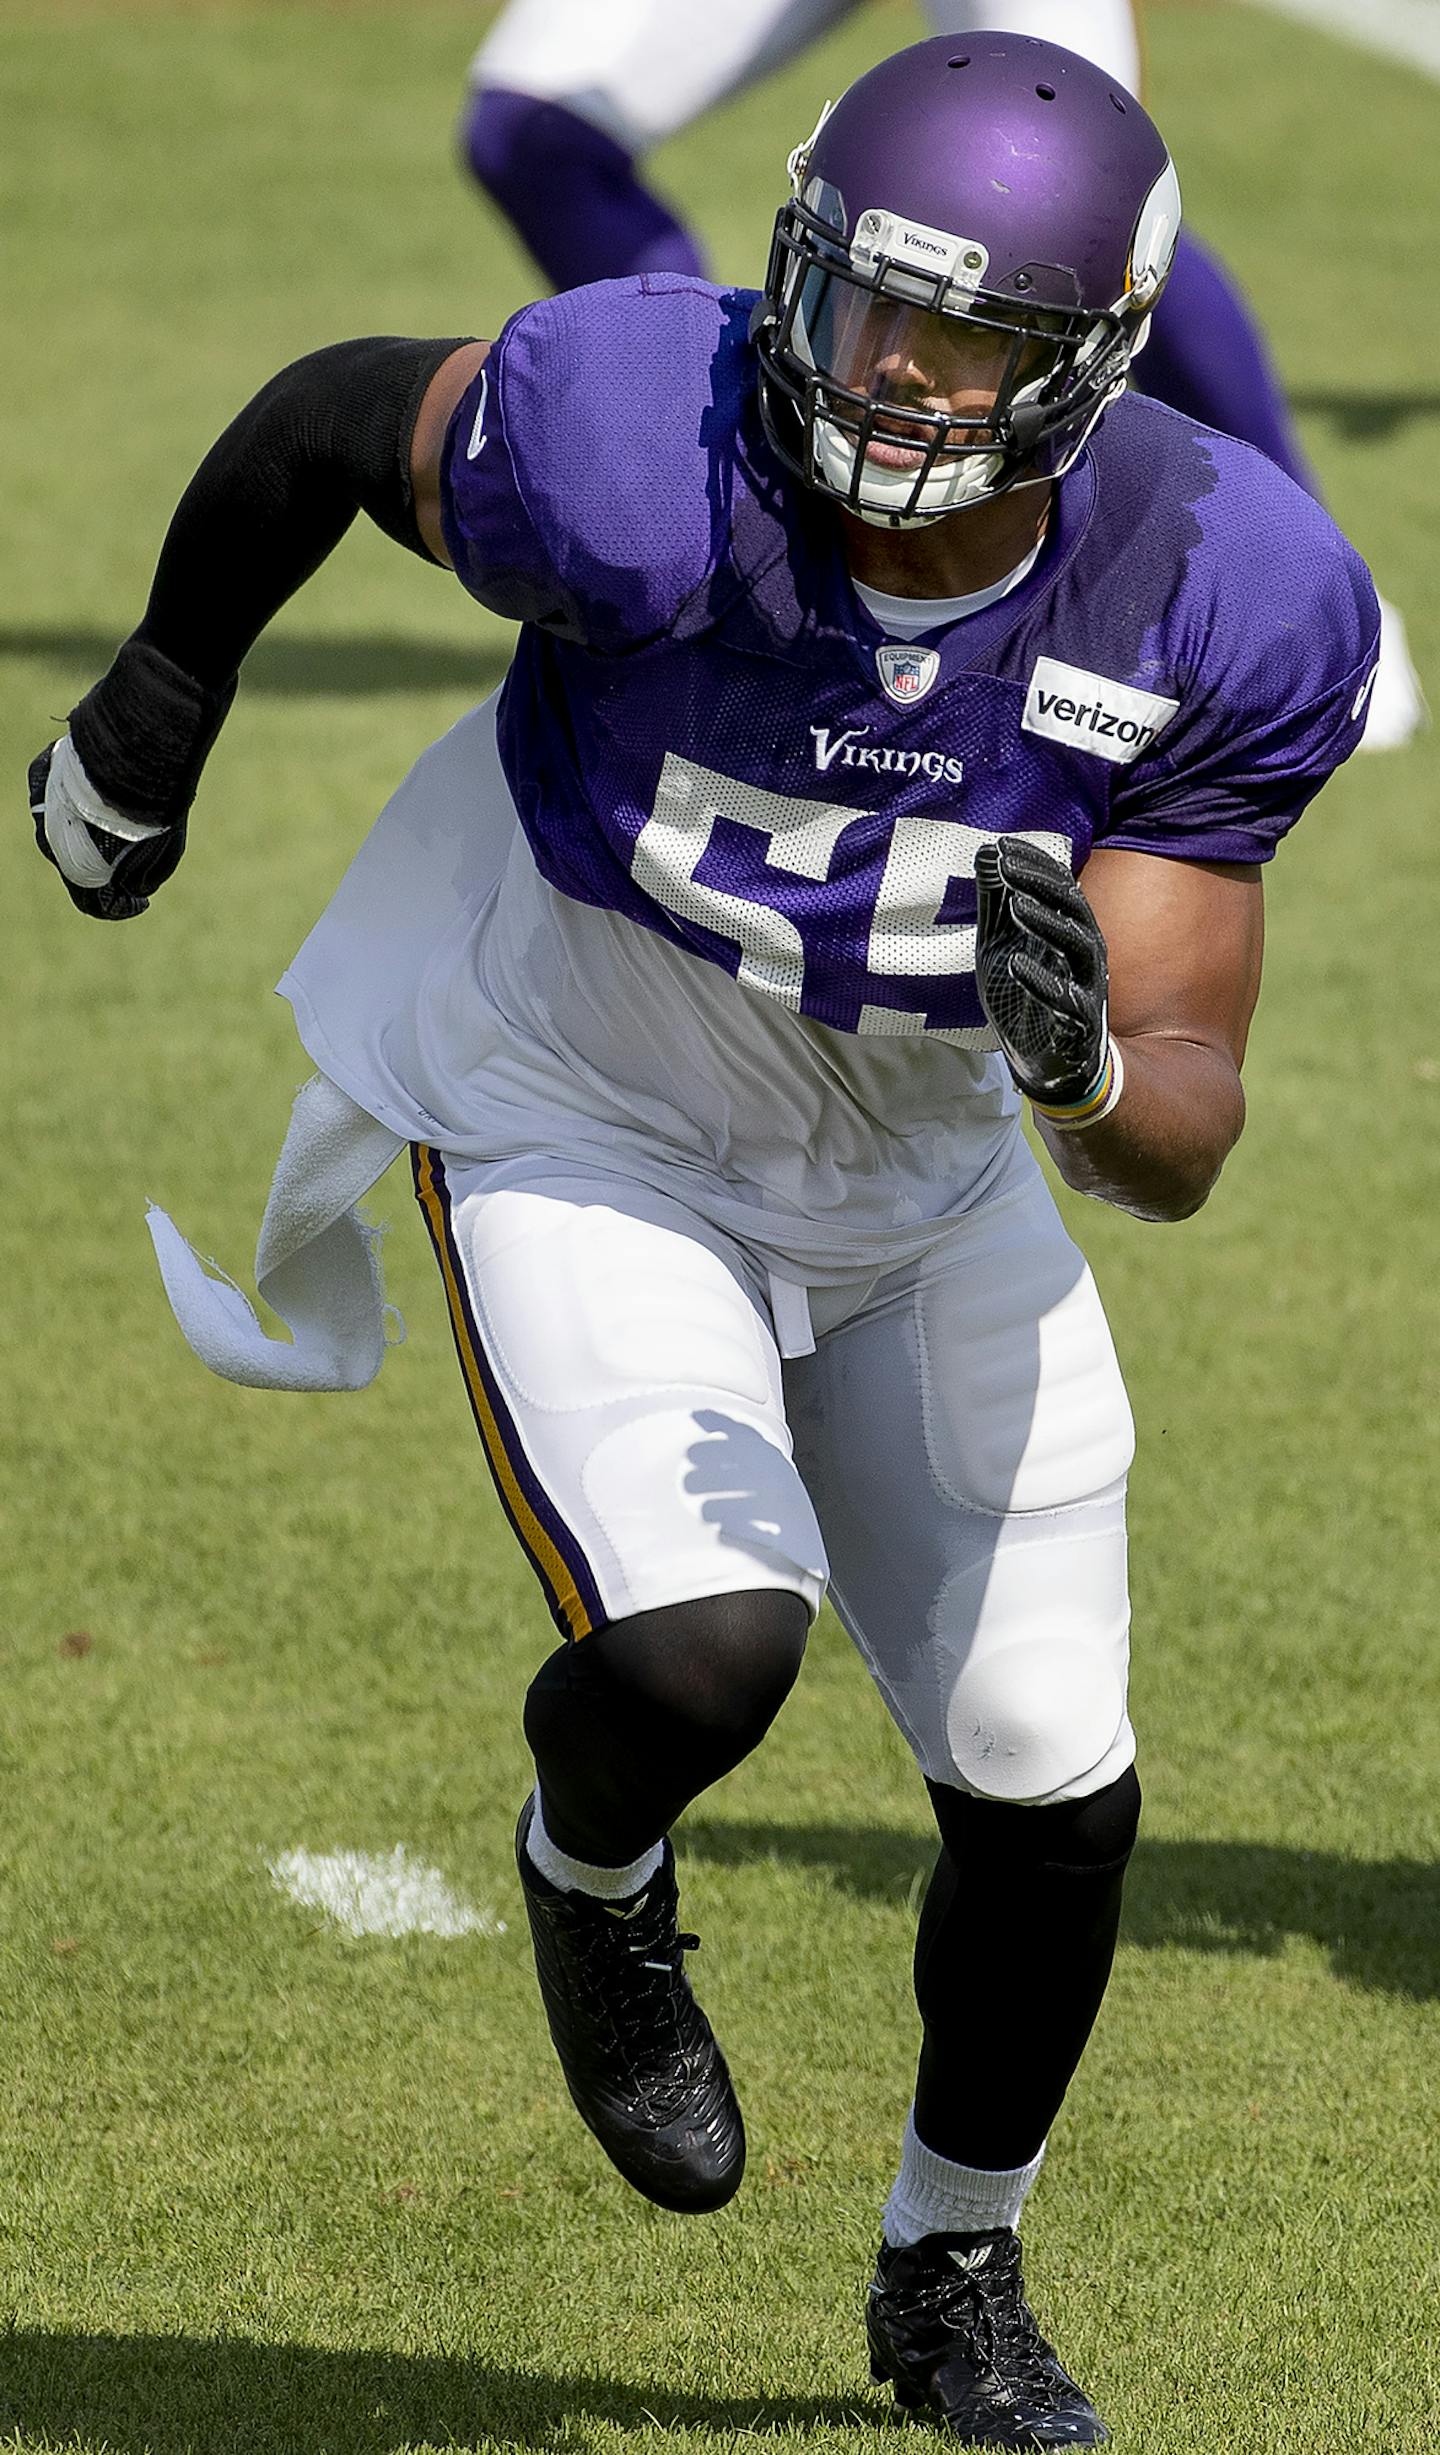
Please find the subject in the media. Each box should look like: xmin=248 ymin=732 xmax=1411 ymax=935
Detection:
xmin=30 ymin=36 xmax=1379 ymax=2446
xmin=462 ymin=0 xmax=1423 ymax=751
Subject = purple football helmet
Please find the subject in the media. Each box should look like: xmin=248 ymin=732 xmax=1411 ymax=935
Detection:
xmin=753 ymin=33 xmax=1181 ymax=526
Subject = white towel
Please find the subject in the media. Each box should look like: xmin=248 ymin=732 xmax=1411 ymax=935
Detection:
xmin=147 ymin=1073 xmax=405 ymax=1391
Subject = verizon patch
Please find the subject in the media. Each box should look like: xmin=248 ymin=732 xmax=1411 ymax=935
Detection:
xmin=1023 ymin=658 xmax=1179 ymax=766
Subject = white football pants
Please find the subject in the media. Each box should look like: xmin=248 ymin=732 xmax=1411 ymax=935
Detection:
xmin=416 ymin=1143 xmax=1136 ymax=1807
xmin=470 ymin=0 xmax=1143 ymax=150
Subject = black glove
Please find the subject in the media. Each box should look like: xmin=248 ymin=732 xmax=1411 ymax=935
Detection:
xmin=29 ymin=637 xmax=233 ymax=919
xmin=29 ymin=737 xmax=185 ymax=921
xmin=975 ymin=837 xmax=1110 ymax=1108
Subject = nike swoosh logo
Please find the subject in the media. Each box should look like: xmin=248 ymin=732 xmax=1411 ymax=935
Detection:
xmin=466 ymin=367 xmax=489 ymax=460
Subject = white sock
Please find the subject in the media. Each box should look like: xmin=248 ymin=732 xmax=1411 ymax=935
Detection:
xmin=524 ymin=1790 xmax=665 ymax=1901
xmin=882 ymin=2109 xmax=1046 ymax=2247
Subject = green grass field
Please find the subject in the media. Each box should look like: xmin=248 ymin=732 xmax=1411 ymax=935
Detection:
xmin=4 ymin=2 xmax=1439 ymax=2447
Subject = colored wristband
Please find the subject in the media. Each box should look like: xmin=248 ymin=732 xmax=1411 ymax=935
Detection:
xmin=1030 ymin=1038 xmax=1125 ymax=1131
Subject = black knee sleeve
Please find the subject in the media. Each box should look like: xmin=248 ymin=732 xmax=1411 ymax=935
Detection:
xmin=524 ymin=1591 xmax=808 ymax=1864
xmin=926 ymin=1764 xmax=1142 ymax=1874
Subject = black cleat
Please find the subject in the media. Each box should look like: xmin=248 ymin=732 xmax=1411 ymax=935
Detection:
xmin=867 ymin=2228 xmax=1108 ymax=2446
xmin=514 ymin=1798 xmax=745 ymax=2213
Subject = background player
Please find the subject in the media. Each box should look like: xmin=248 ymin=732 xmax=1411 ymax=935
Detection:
xmin=461 ymin=0 xmax=1423 ymax=751
xmin=30 ymin=31 xmax=1379 ymax=2448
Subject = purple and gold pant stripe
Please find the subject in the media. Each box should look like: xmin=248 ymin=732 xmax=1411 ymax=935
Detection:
xmin=412 ymin=1145 xmax=605 ymax=1641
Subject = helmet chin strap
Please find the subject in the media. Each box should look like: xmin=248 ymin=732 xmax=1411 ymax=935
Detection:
xmin=848 ymin=498 xmax=950 ymax=532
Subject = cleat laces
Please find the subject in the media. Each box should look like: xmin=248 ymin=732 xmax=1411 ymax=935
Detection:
xmin=571 ymin=1895 xmax=708 ymax=2113
xmin=905 ymin=2242 xmax=1066 ymax=2409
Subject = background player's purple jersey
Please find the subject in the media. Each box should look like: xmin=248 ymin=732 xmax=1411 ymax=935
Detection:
xmin=440 ymin=276 xmax=1379 ymax=1039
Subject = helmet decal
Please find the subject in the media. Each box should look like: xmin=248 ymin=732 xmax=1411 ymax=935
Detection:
xmin=787 ymin=100 xmax=835 ymax=196
xmin=1123 ymin=159 xmax=1182 ymax=309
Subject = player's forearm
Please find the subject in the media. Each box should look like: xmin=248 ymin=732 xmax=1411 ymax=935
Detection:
xmin=137 ymin=338 xmax=465 ymax=679
xmin=70 ymin=337 xmax=469 ymax=824
xmin=1036 ymin=1031 xmax=1246 ymax=1222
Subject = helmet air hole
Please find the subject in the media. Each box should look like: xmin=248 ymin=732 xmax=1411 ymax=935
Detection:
xmin=1035 ymin=84 xmax=1056 ymax=100
xmin=1110 ymin=93 xmax=1128 ymax=112
xmin=947 ymin=56 xmax=970 ymax=69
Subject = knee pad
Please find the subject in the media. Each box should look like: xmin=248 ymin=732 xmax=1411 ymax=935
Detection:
xmin=942 ymin=1634 xmax=1132 ymax=1803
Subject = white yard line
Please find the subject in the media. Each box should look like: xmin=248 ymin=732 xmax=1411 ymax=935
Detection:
xmin=1241 ymin=0 xmax=1440 ymax=81
xmin=268 ymin=1845 xmax=506 ymax=1939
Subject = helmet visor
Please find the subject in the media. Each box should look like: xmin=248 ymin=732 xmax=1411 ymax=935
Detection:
xmin=791 ymin=262 xmax=1067 ymax=468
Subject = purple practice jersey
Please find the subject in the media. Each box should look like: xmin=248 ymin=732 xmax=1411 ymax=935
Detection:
xmin=439 ymin=276 xmax=1379 ymax=1041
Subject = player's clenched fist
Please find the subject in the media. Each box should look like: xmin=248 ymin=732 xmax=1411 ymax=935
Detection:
xmin=975 ymin=837 xmax=1119 ymax=1126
xmin=28 ymin=637 xmax=238 ymax=919
xmin=29 ymin=734 xmax=176 ymax=921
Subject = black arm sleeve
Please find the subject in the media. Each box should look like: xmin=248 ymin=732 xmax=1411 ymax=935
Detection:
xmin=69 ymin=334 xmax=472 ymax=823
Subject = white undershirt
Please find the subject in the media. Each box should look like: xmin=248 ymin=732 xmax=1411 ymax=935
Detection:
xmin=852 ymin=537 xmax=1044 ymax=640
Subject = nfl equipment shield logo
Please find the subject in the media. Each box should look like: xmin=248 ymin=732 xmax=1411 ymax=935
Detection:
xmin=876 ymin=643 xmax=941 ymax=707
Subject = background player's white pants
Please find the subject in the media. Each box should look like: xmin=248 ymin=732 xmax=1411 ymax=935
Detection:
xmin=421 ymin=1145 xmax=1136 ymax=1806
xmin=471 ymin=0 xmax=1141 ymax=150
xmin=923 ymin=0 xmax=1139 ymax=92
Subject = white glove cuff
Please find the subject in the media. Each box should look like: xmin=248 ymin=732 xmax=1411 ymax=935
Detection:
xmin=42 ymin=734 xmax=164 ymax=888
